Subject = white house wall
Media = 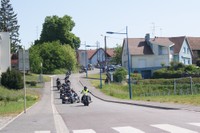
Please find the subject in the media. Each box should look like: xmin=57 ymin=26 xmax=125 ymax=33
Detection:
xmin=178 ymin=39 xmax=192 ymax=65
xmin=0 ymin=32 xmax=11 ymax=75
xmin=132 ymin=54 xmax=170 ymax=69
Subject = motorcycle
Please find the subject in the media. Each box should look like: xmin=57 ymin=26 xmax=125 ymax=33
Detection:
xmin=81 ymin=94 xmax=91 ymax=106
xmin=72 ymin=92 xmax=80 ymax=103
xmin=62 ymin=88 xmax=80 ymax=104
xmin=62 ymin=92 xmax=74 ymax=104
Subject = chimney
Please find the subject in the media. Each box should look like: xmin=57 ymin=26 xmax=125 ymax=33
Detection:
xmin=145 ymin=33 xmax=150 ymax=42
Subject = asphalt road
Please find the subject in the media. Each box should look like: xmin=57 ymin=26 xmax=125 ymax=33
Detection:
xmin=54 ymin=72 xmax=200 ymax=133
xmin=1 ymin=70 xmax=200 ymax=133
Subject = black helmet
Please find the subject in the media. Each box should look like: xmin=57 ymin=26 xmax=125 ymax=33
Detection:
xmin=84 ymin=86 xmax=87 ymax=90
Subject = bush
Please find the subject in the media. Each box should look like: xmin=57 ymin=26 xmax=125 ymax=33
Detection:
xmin=196 ymin=59 xmax=200 ymax=67
xmin=131 ymin=73 xmax=142 ymax=80
xmin=1 ymin=68 xmax=24 ymax=90
xmin=30 ymin=81 xmax=37 ymax=86
xmin=113 ymin=67 xmax=127 ymax=82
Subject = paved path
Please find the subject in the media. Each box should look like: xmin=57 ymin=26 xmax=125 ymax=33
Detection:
xmin=0 ymin=82 xmax=56 ymax=133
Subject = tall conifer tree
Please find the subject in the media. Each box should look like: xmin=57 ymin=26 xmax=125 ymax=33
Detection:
xmin=0 ymin=0 xmax=20 ymax=53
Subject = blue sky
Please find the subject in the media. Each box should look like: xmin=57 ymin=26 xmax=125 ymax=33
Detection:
xmin=11 ymin=0 xmax=200 ymax=49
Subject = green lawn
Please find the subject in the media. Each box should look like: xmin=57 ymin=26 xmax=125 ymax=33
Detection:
xmin=0 ymin=74 xmax=50 ymax=116
xmin=89 ymin=73 xmax=200 ymax=106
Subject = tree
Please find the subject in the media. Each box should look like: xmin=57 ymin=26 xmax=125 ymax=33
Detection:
xmin=1 ymin=68 xmax=23 ymax=90
xmin=0 ymin=0 xmax=20 ymax=53
xmin=36 ymin=15 xmax=80 ymax=49
xmin=29 ymin=41 xmax=77 ymax=74
xmin=111 ymin=44 xmax=122 ymax=64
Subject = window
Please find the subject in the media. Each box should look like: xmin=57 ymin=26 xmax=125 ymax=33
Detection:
xmin=188 ymin=59 xmax=190 ymax=64
xmin=187 ymin=48 xmax=189 ymax=54
xmin=158 ymin=46 xmax=162 ymax=55
xmin=170 ymin=46 xmax=174 ymax=54
xmin=183 ymin=47 xmax=186 ymax=53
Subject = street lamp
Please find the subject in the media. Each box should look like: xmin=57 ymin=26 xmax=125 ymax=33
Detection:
xmin=106 ymin=26 xmax=132 ymax=99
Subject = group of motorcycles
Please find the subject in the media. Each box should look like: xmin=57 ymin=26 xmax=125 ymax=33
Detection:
xmin=56 ymin=72 xmax=92 ymax=106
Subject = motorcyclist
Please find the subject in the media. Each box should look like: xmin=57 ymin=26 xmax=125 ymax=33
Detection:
xmin=56 ymin=78 xmax=61 ymax=90
xmin=81 ymin=86 xmax=91 ymax=102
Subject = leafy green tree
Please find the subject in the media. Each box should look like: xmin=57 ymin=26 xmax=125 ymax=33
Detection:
xmin=35 ymin=15 xmax=80 ymax=49
xmin=111 ymin=44 xmax=122 ymax=65
xmin=29 ymin=45 xmax=43 ymax=73
xmin=29 ymin=41 xmax=77 ymax=74
xmin=0 ymin=0 xmax=20 ymax=53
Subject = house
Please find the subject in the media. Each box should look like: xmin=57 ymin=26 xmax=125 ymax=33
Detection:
xmin=11 ymin=53 xmax=18 ymax=69
xmin=186 ymin=37 xmax=200 ymax=64
xmin=77 ymin=48 xmax=115 ymax=67
xmin=105 ymin=48 xmax=115 ymax=64
xmin=122 ymin=34 xmax=193 ymax=78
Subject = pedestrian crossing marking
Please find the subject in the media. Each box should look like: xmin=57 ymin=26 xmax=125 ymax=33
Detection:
xmin=72 ymin=123 xmax=200 ymax=133
xmin=34 ymin=131 xmax=51 ymax=133
xmin=73 ymin=129 xmax=96 ymax=133
xmin=112 ymin=126 xmax=145 ymax=133
xmin=151 ymin=124 xmax=198 ymax=133
xmin=189 ymin=123 xmax=200 ymax=127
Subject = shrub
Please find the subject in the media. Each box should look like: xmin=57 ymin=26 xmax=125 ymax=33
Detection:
xmin=196 ymin=59 xmax=200 ymax=67
xmin=185 ymin=65 xmax=196 ymax=72
xmin=1 ymin=68 xmax=24 ymax=90
xmin=113 ymin=67 xmax=127 ymax=83
xmin=131 ymin=73 xmax=142 ymax=80
xmin=30 ymin=81 xmax=37 ymax=86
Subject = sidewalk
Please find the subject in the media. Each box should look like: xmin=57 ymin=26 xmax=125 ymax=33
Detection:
xmin=79 ymin=75 xmax=200 ymax=112
xmin=0 ymin=82 xmax=56 ymax=133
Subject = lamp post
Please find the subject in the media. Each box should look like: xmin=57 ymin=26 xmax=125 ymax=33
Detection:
xmin=106 ymin=26 xmax=132 ymax=99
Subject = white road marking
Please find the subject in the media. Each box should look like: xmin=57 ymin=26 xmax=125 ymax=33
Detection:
xmin=73 ymin=129 xmax=96 ymax=133
xmin=112 ymin=126 xmax=145 ymax=133
xmin=35 ymin=131 xmax=51 ymax=133
xmin=50 ymin=76 xmax=69 ymax=133
xmin=151 ymin=124 xmax=198 ymax=133
xmin=189 ymin=123 xmax=200 ymax=127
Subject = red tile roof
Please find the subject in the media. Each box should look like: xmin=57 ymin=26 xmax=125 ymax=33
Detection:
xmin=187 ymin=37 xmax=200 ymax=50
xmin=150 ymin=37 xmax=174 ymax=47
xmin=106 ymin=48 xmax=115 ymax=57
xmin=127 ymin=38 xmax=153 ymax=55
xmin=87 ymin=49 xmax=96 ymax=59
xmin=127 ymin=36 xmax=187 ymax=55
xmin=169 ymin=36 xmax=185 ymax=54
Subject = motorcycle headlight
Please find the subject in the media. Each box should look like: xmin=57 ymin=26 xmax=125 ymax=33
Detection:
xmin=65 ymin=97 xmax=68 ymax=100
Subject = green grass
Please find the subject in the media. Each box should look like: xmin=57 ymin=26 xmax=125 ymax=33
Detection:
xmin=0 ymin=87 xmax=40 ymax=116
xmin=88 ymin=73 xmax=107 ymax=80
xmin=0 ymin=73 xmax=45 ymax=116
xmin=89 ymin=74 xmax=200 ymax=105
xmin=0 ymin=100 xmax=37 ymax=116
xmin=25 ymin=73 xmax=51 ymax=88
